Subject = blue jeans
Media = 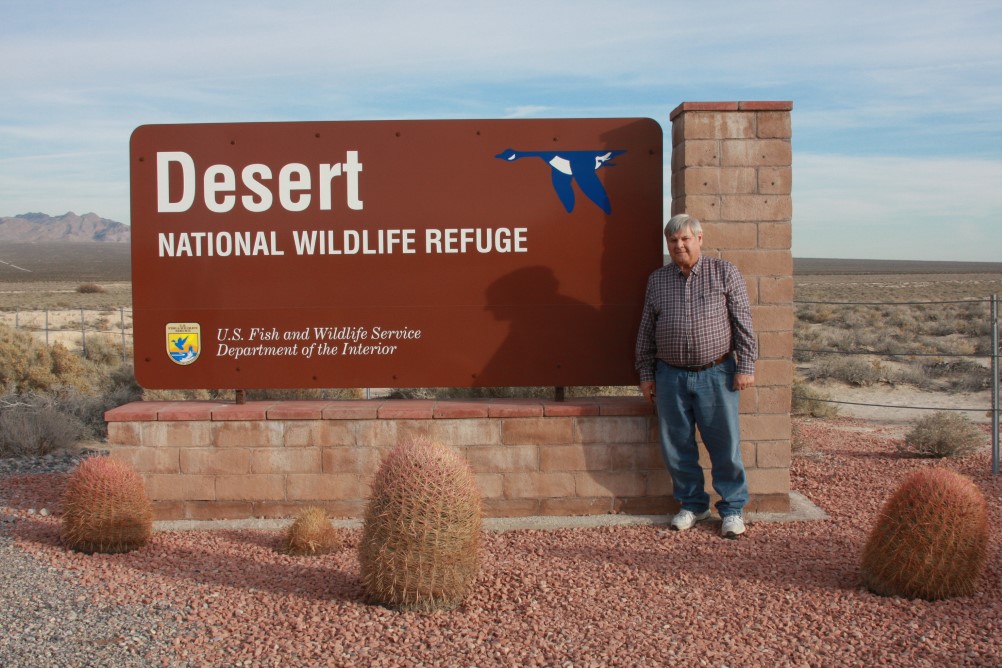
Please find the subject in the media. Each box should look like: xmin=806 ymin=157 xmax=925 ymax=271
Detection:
xmin=654 ymin=357 xmax=748 ymax=517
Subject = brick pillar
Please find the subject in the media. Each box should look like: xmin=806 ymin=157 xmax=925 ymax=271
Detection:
xmin=669 ymin=101 xmax=794 ymax=512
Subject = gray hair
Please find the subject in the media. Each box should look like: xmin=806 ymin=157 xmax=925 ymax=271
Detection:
xmin=664 ymin=213 xmax=702 ymax=236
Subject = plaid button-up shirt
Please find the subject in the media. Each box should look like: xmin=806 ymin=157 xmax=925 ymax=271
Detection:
xmin=635 ymin=255 xmax=757 ymax=381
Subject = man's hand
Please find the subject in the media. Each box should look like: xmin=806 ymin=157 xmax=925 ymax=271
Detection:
xmin=640 ymin=380 xmax=656 ymax=402
xmin=734 ymin=373 xmax=755 ymax=391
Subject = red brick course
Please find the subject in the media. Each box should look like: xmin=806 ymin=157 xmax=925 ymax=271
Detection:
xmin=105 ymin=396 xmax=791 ymax=520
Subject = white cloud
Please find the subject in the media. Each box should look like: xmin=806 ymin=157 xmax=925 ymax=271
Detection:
xmin=794 ymin=153 xmax=1002 ymax=261
xmin=503 ymin=106 xmax=553 ymax=119
xmin=1 ymin=0 xmax=1000 ymax=262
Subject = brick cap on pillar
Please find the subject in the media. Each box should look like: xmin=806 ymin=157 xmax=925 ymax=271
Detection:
xmin=670 ymin=101 xmax=794 ymax=121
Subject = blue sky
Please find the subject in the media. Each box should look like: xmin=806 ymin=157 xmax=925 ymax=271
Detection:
xmin=2 ymin=0 xmax=1000 ymax=261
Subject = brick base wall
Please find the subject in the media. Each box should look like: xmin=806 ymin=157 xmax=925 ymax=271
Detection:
xmin=105 ymin=398 xmax=790 ymax=521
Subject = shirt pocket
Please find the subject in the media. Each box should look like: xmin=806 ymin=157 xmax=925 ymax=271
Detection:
xmin=699 ymin=290 xmax=728 ymax=320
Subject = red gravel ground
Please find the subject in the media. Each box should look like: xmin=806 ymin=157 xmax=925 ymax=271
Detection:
xmin=4 ymin=417 xmax=1001 ymax=667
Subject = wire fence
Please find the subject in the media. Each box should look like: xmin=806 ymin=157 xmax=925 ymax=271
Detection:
xmin=794 ymin=294 xmax=1000 ymax=475
xmin=0 ymin=307 xmax=133 ymax=361
xmin=3 ymin=296 xmax=1000 ymax=473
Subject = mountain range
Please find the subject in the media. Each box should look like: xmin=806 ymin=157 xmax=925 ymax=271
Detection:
xmin=0 ymin=212 xmax=130 ymax=242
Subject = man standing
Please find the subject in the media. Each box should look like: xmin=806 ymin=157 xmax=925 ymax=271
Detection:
xmin=635 ymin=213 xmax=757 ymax=538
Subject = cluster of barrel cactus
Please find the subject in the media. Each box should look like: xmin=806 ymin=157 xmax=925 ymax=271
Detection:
xmin=61 ymin=456 xmax=153 ymax=554
xmin=284 ymin=506 xmax=341 ymax=556
xmin=358 ymin=439 xmax=482 ymax=611
xmin=860 ymin=467 xmax=988 ymax=600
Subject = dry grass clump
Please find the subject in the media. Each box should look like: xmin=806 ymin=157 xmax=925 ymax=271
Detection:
xmin=790 ymin=421 xmax=816 ymax=455
xmin=805 ymin=357 xmax=881 ymax=386
xmin=0 ymin=392 xmax=87 ymax=457
xmin=898 ymin=411 xmax=985 ymax=458
xmin=76 ymin=283 xmax=106 ymax=294
xmin=141 ymin=387 xmax=366 ymax=402
xmin=81 ymin=335 xmax=130 ymax=366
xmin=389 ymin=385 xmax=639 ymax=400
xmin=794 ymin=275 xmax=994 ymax=398
xmin=0 ymin=322 xmax=142 ymax=457
xmin=792 ymin=382 xmax=839 ymax=418
xmin=923 ymin=359 xmax=991 ymax=392
xmin=796 ymin=303 xmax=837 ymax=324
xmin=0 ymin=323 xmax=99 ymax=394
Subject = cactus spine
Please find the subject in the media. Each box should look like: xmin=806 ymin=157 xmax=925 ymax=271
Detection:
xmin=359 ymin=439 xmax=482 ymax=611
xmin=860 ymin=467 xmax=988 ymax=600
xmin=61 ymin=456 xmax=153 ymax=554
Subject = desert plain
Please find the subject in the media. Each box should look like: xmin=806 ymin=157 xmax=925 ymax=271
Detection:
xmin=0 ymin=242 xmax=1000 ymax=429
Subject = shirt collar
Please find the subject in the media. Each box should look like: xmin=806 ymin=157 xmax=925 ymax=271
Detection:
xmin=672 ymin=255 xmax=704 ymax=277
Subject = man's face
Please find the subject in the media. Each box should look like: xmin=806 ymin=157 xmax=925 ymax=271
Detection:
xmin=666 ymin=225 xmax=702 ymax=272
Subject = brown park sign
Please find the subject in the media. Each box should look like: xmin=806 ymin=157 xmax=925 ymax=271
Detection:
xmin=130 ymin=118 xmax=663 ymax=389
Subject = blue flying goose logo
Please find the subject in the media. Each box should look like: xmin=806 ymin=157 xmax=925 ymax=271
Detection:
xmin=495 ymin=148 xmax=626 ymax=214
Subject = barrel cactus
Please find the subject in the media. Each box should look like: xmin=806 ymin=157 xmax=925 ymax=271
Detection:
xmin=860 ymin=467 xmax=988 ymax=600
xmin=61 ymin=456 xmax=153 ymax=554
xmin=284 ymin=506 xmax=340 ymax=556
xmin=359 ymin=439 xmax=482 ymax=611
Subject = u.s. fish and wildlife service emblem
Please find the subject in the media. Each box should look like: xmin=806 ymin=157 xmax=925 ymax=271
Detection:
xmin=166 ymin=323 xmax=201 ymax=365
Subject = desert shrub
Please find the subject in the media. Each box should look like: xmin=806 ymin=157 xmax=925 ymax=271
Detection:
xmin=284 ymin=506 xmax=340 ymax=556
xmin=885 ymin=309 xmax=918 ymax=331
xmin=389 ymin=386 xmax=552 ymax=400
xmin=56 ymin=366 xmax=144 ymax=439
xmin=61 ymin=456 xmax=153 ymax=554
xmin=914 ymin=334 xmax=976 ymax=356
xmin=388 ymin=386 xmax=638 ymax=401
xmin=0 ymin=324 xmax=100 ymax=394
xmin=947 ymin=375 xmax=989 ymax=392
xmin=243 ymin=387 xmax=366 ymax=401
xmin=791 ymin=421 xmax=811 ymax=455
xmin=142 ymin=388 xmax=219 ymax=401
xmin=921 ymin=359 xmax=990 ymax=392
xmin=49 ymin=342 xmax=101 ymax=391
xmin=889 ymin=365 xmax=935 ymax=390
xmin=0 ymin=324 xmax=59 ymax=393
xmin=936 ymin=335 xmax=976 ymax=356
xmin=791 ymin=382 xmax=839 ymax=418
xmin=76 ymin=283 xmax=106 ymax=294
xmin=140 ymin=387 xmax=365 ymax=402
xmin=860 ymin=468 xmax=988 ymax=600
xmin=921 ymin=321 xmax=957 ymax=337
xmin=898 ymin=411 xmax=984 ymax=458
xmin=0 ymin=392 xmax=87 ymax=457
xmin=793 ymin=347 xmax=814 ymax=364
xmin=806 ymin=356 xmax=880 ymax=386
xmin=82 ymin=335 xmax=129 ymax=367
xmin=797 ymin=304 xmax=836 ymax=324
xmin=958 ymin=318 xmax=992 ymax=337
xmin=0 ymin=354 xmax=141 ymax=455
xmin=816 ymin=330 xmax=854 ymax=352
xmin=851 ymin=327 xmax=885 ymax=351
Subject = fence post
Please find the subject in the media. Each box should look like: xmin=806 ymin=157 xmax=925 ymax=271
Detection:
xmin=45 ymin=309 xmax=49 ymax=346
xmin=80 ymin=308 xmax=86 ymax=358
xmin=120 ymin=307 xmax=126 ymax=361
xmin=992 ymin=294 xmax=999 ymax=476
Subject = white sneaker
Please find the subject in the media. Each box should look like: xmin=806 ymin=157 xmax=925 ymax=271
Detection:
xmin=670 ymin=509 xmax=711 ymax=531
xmin=721 ymin=515 xmax=745 ymax=539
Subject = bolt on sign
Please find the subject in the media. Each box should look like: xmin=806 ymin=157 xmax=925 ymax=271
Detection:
xmin=130 ymin=118 xmax=663 ymax=389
